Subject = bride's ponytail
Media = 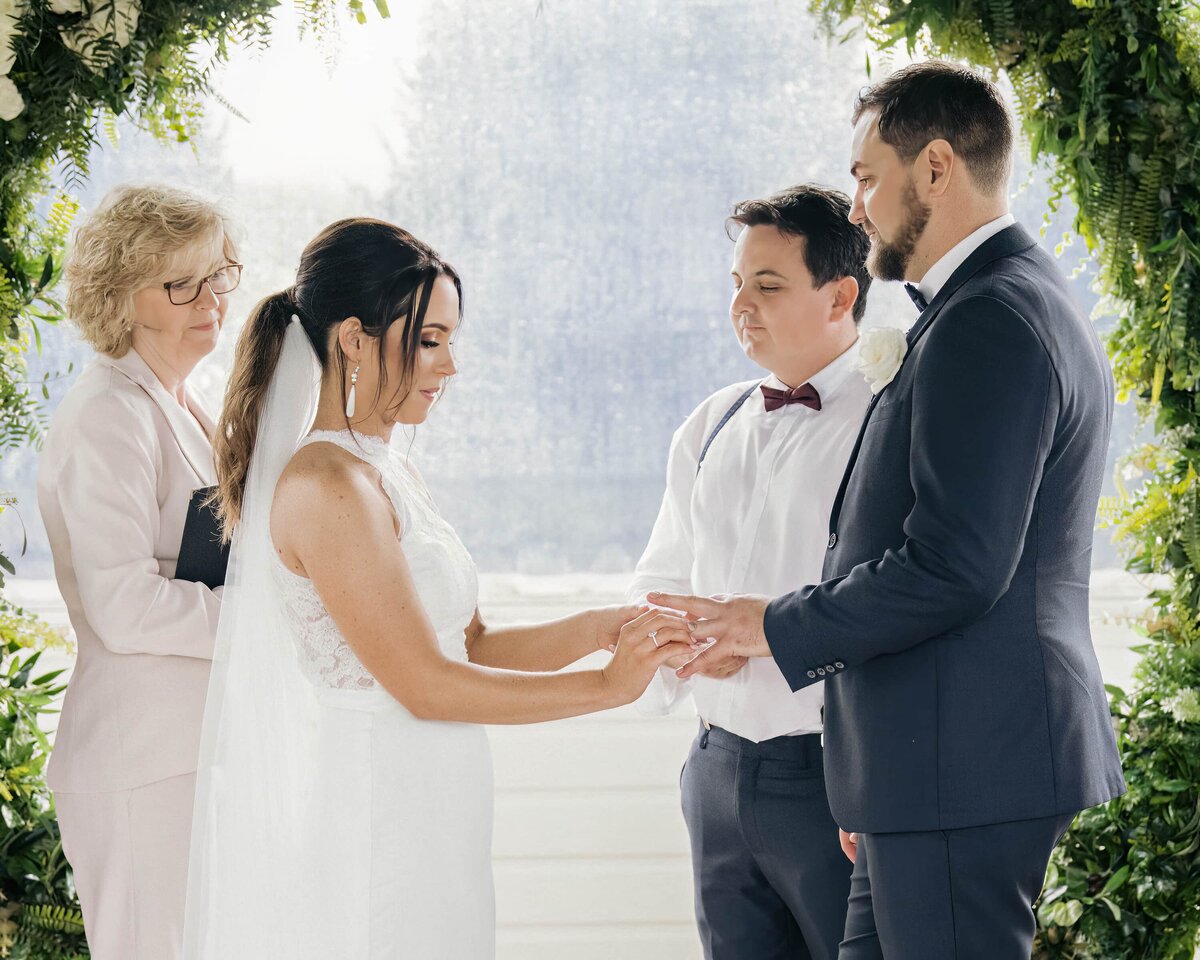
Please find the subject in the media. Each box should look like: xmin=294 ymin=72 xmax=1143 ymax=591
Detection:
xmin=210 ymin=291 xmax=298 ymax=540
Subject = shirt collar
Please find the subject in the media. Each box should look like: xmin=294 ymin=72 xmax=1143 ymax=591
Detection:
xmin=761 ymin=338 xmax=861 ymax=408
xmin=917 ymin=213 xmax=1015 ymax=304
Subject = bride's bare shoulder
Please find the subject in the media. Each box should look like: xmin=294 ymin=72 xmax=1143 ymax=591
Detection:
xmin=271 ymin=443 xmax=396 ymax=566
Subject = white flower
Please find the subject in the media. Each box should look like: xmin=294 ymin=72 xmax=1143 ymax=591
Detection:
xmin=59 ymin=0 xmax=141 ymax=72
xmin=48 ymin=0 xmax=83 ymax=12
xmin=857 ymin=326 xmax=909 ymax=395
xmin=0 ymin=0 xmax=25 ymax=77
xmin=0 ymin=73 xmax=24 ymax=120
xmin=1164 ymin=688 xmax=1200 ymax=724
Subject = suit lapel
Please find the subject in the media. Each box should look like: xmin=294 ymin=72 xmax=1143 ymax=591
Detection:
xmin=104 ymin=349 xmax=216 ymax=486
xmin=826 ymin=224 xmax=1039 ymax=535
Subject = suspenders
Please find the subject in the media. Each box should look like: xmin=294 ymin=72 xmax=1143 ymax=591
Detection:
xmin=696 ymin=383 xmax=760 ymax=473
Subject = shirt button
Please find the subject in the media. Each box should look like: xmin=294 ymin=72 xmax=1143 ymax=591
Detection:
xmin=807 ymin=670 xmax=817 ymax=679
xmin=827 ymin=533 xmax=838 ymax=549
xmin=816 ymin=667 xmax=826 ymax=676
xmin=834 ymin=661 xmax=845 ymax=669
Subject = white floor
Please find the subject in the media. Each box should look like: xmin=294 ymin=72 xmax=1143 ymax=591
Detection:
xmin=7 ymin=569 xmax=1157 ymax=959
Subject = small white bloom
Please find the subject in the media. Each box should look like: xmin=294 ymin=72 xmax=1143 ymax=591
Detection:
xmin=857 ymin=326 xmax=909 ymax=395
xmin=1119 ymin=461 xmax=1142 ymax=482
xmin=0 ymin=0 xmax=25 ymax=77
xmin=0 ymin=73 xmax=24 ymax=120
xmin=1164 ymin=688 xmax=1200 ymax=724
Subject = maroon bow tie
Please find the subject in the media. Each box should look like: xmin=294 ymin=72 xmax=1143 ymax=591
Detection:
xmin=760 ymin=382 xmax=822 ymax=412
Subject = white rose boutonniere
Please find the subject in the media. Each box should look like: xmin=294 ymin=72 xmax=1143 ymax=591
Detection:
xmin=0 ymin=74 xmax=24 ymax=121
xmin=857 ymin=326 xmax=909 ymax=395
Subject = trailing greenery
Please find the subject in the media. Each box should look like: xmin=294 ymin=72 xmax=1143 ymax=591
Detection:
xmin=807 ymin=0 xmax=1200 ymax=955
xmin=0 ymin=608 xmax=75 ymax=960
xmin=0 ymin=2 xmax=386 ymax=956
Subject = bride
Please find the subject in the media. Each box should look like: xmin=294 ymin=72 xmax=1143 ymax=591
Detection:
xmin=182 ymin=218 xmax=693 ymax=959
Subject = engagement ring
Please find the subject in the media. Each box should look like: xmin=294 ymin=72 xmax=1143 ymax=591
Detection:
xmin=649 ymin=630 xmax=660 ymax=647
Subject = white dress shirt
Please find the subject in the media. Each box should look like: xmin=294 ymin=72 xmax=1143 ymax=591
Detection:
xmin=629 ymin=341 xmax=871 ymax=742
xmin=916 ymin=213 xmax=1016 ymax=304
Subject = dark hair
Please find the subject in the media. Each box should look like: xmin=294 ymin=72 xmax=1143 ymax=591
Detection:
xmin=727 ymin=183 xmax=872 ymax=323
xmin=852 ymin=60 xmax=1013 ymax=194
xmin=212 ymin=217 xmax=462 ymax=537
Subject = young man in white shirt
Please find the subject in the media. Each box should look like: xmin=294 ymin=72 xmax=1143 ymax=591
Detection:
xmin=630 ymin=183 xmax=873 ymax=960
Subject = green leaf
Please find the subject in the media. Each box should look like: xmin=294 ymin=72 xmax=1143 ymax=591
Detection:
xmin=1099 ymin=864 xmax=1131 ymax=897
xmin=36 ymin=254 xmax=53 ymax=291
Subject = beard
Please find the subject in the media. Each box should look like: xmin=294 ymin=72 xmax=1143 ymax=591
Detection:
xmin=866 ymin=177 xmax=931 ymax=281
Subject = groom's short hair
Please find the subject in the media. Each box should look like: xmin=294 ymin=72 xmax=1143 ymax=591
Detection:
xmin=852 ymin=60 xmax=1014 ymax=195
xmin=727 ymin=184 xmax=872 ymax=324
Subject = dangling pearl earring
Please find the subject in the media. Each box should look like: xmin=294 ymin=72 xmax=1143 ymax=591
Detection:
xmin=346 ymin=366 xmax=359 ymax=418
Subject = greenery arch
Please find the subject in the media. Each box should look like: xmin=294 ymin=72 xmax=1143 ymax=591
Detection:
xmin=807 ymin=0 xmax=1199 ymax=955
xmin=0 ymin=3 xmax=384 ymax=956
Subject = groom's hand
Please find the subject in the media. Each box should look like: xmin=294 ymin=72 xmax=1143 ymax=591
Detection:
xmin=839 ymin=828 xmax=858 ymax=864
xmin=645 ymin=593 xmax=771 ymax=679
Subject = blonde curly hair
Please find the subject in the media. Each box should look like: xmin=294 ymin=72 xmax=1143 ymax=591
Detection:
xmin=65 ymin=184 xmax=238 ymax=357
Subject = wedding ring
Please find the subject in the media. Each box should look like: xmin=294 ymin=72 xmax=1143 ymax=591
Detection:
xmin=649 ymin=630 xmax=660 ymax=647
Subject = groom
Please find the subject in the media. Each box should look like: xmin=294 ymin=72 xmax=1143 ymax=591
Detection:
xmin=652 ymin=60 xmax=1126 ymax=959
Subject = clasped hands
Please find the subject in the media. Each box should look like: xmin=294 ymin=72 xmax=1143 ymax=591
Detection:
xmin=643 ymin=592 xmax=772 ymax=680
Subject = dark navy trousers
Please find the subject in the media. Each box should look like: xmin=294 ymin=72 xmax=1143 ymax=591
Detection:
xmin=680 ymin=722 xmax=851 ymax=960
xmin=839 ymin=812 xmax=1077 ymax=959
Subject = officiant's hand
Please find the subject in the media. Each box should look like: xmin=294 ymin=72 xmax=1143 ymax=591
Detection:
xmin=646 ymin=592 xmax=771 ymax=679
xmin=602 ymin=607 xmax=698 ymax=704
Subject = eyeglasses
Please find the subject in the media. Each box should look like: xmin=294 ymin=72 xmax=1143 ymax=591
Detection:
xmin=162 ymin=263 xmax=243 ymax=305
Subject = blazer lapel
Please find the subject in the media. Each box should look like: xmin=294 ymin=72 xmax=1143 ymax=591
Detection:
xmin=104 ymin=349 xmax=216 ymax=486
xmin=904 ymin=224 xmax=1037 ymax=354
xmin=826 ymin=224 xmax=1039 ymax=535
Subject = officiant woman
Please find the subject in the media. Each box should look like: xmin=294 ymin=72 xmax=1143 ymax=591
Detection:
xmin=37 ymin=184 xmax=239 ymax=960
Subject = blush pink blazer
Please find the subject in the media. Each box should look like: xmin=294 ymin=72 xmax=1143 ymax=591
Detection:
xmin=38 ymin=347 xmax=221 ymax=793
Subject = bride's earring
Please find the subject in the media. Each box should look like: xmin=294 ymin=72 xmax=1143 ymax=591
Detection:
xmin=346 ymin=366 xmax=359 ymax=418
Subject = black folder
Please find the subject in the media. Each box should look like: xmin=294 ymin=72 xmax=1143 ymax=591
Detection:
xmin=176 ymin=486 xmax=229 ymax=589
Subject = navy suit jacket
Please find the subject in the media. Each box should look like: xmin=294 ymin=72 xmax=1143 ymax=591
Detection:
xmin=765 ymin=224 xmax=1126 ymax=833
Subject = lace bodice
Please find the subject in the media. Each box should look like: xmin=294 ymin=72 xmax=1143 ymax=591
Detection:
xmin=270 ymin=429 xmax=479 ymax=690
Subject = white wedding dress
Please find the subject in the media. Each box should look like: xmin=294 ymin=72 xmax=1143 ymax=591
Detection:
xmin=269 ymin=429 xmax=496 ymax=957
xmin=184 ymin=320 xmax=495 ymax=960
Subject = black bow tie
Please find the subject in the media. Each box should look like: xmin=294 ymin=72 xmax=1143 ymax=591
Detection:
xmin=904 ymin=283 xmax=929 ymax=312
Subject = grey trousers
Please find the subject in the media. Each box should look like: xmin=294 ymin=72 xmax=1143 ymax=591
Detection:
xmin=680 ymin=722 xmax=852 ymax=960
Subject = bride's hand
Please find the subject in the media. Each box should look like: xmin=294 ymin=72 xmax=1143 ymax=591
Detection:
xmin=601 ymin=607 xmax=696 ymax=704
xmin=591 ymin=603 xmax=644 ymax=653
